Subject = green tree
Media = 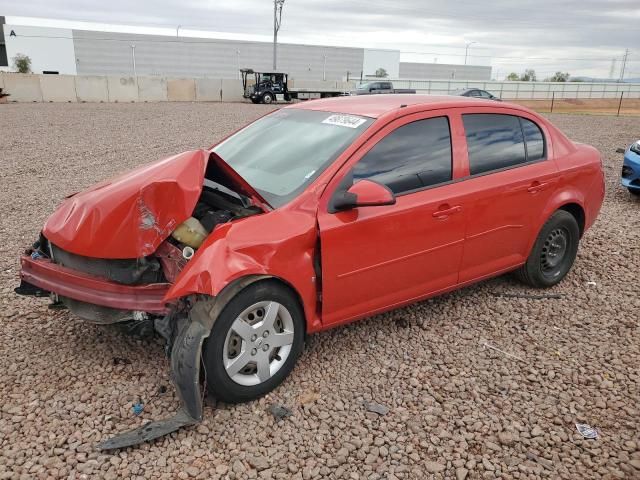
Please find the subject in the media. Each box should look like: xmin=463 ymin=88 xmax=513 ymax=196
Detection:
xmin=12 ymin=53 xmax=32 ymax=74
xmin=506 ymin=72 xmax=520 ymax=81
xmin=547 ymin=71 xmax=570 ymax=82
xmin=520 ymin=69 xmax=537 ymax=81
xmin=374 ymin=68 xmax=388 ymax=78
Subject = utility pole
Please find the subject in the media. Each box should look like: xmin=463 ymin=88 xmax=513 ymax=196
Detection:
xmin=130 ymin=44 xmax=137 ymax=77
xmin=619 ymin=49 xmax=629 ymax=82
xmin=609 ymin=58 xmax=616 ymax=80
xmin=464 ymin=41 xmax=477 ymax=65
xmin=273 ymin=0 xmax=285 ymax=71
xmin=322 ymin=54 xmax=327 ymax=81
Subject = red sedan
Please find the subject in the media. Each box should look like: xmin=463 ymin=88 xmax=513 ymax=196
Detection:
xmin=16 ymin=95 xmax=604 ymax=448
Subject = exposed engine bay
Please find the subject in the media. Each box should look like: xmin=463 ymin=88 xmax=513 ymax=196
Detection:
xmin=169 ymin=178 xmax=262 ymax=253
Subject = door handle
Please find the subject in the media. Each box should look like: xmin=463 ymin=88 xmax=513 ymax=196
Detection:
xmin=432 ymin=205 xmax=463 ymax=218
xmin=527 ymin=181 xmax=550 ymax=193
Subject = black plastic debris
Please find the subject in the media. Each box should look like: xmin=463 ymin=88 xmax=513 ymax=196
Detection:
xmin=493 ymin=292 xmax=563 ymax=300
xmin=113 ymin=357 xmax=132 ymax=366
xmin=269 ymin=404 xmax=292 ymax=421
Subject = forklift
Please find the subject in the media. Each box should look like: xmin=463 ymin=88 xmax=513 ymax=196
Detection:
xmin=240 ymin=68 xmax=346 ymax=104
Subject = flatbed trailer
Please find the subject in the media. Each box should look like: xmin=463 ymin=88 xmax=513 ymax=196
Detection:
xmin=240 ymin=69 xmax=347 ymax=104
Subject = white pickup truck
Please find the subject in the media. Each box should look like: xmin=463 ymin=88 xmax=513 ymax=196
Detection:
xmin=351 ymin=81 xmax=416 ymax=95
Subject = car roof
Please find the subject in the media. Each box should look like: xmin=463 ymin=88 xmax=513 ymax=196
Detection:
xmin=287 ymin=94 xmax=517 ymax=119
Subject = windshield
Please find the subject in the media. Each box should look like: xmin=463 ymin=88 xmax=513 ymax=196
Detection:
xmin=213 ymin=109 xmax=373 ymax=208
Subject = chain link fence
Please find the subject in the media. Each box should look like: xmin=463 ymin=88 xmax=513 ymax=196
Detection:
xmin=388 ymin=79 xmax=640 ymax=100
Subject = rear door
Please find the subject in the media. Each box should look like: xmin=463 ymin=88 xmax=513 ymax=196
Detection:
xmin=454 ymin=110 xmax=558 ymax=282
xmin=317 ymin=112 xmax=468 ymax=326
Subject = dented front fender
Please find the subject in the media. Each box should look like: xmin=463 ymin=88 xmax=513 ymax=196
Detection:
xmin=165 ymin=207 xmax=322 ymax=332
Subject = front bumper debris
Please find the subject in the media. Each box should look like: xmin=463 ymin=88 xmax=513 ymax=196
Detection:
xmin=96 ymin=299 xmax=216 ymax=450
xmin=19 ymin=255 xmax=171 ymax=314
xmin=97 ymin=277 xmax=266 ymax=450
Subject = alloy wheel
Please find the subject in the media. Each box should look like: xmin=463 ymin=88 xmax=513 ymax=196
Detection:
xmin=223 ymin=301 xmax=294 ymax=386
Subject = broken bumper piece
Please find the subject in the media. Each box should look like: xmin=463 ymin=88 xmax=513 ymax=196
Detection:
xmin=97 ymin=299 xmax=217 ymax=450
xmin=18 ymin=255 xmax=171 ymax=314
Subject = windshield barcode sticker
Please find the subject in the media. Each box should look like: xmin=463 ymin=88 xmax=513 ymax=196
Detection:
xmin=322 ymin=114 xmax=367 ymax=128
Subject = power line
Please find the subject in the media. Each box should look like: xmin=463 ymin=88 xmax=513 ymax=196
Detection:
xmin=619 ymin=49 xmax=630 ymax=82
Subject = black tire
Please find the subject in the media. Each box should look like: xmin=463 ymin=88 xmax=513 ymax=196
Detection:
xmin=250 ymin=98 xmax=260 ymax=104
xmin=261 ymin=92 xmax=274 ymax=104
xmin=628 ymin=187 xmax=640 ymax=196
xmin=202 ymin=280 xmax=305 ymax=403
xmin=515 ymin=210 xmax=580 ymax=288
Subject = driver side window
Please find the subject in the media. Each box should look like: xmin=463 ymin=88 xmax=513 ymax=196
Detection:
xmin=353 ymin=117 xmax=452 ymax=195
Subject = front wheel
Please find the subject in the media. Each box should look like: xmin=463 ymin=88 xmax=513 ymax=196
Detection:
xmin=261 ymin=92 xmax=274 ymax=104
xmin=515 ymin=210 xmax=580 ymax=288
xmin=628 ymin=187 xmax=640 ymax=196
xmin=202 ymin=281 xmax=305 ymax=403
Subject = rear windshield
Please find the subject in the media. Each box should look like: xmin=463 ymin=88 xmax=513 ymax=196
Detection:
xmin=214 ymin=109 xmax=373 ymax=207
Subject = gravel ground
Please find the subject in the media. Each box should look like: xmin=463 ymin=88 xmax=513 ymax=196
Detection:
xmin=0 ymin=103 xmax=638 ymax=480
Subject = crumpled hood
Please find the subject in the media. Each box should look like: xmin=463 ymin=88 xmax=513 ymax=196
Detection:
xmin=43 ymin=150 xmax=209 ymax=259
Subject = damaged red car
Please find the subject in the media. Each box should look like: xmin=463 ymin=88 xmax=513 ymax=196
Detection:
xmin=16 ymin=95 xmax=604 ymax=448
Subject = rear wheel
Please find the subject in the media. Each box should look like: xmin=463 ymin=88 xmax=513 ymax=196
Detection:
xmin=515 ymin=210 xmax=580 ymax=288
xmin=203 ymin=281 xmax=305 ymax=403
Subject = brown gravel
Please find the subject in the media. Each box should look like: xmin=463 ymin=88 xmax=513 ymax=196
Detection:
xmin=1 ymin=103 xmax=639 ymax=479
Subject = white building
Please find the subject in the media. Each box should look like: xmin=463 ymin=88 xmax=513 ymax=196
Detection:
xmin=0 ymin=17 xmax=492 ymax=81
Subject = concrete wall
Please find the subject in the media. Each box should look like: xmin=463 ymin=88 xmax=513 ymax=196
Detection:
xmin=138 ymin=76 xmax=167 ymax=101
xmin=40 ymin=74 xmax=76 ymax=102
xmin=2 ymin=72 xmax=640 ymax=103
xmin=107 ymin=76 xmax=138 ymax=102
xmin=75 ymin=75 xmax=108 ymax=102
xmin=2 ymin=73 xmax=42 ymax=101
xmin=167 ymin=78 xmax=196 ymax=101
xmin=1 ymin=25 xmax=77 ymax=74
xmin=195 ymin=78 xmax=221 ymax=101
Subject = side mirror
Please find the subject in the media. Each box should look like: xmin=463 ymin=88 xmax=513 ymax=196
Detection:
xmin=331 ymin=179 xmax=396 ymax=212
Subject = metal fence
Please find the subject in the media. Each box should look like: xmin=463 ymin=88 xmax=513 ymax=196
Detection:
xmin=389 ymin=79 xmax=640 ymax=100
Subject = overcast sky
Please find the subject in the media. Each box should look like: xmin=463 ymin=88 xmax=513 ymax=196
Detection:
xmin=3 ymin=1 xmax=639 ymax=79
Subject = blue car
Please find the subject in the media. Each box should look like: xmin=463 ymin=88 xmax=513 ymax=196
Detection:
xmin=622 ymin=140 xmax=640 ymax=196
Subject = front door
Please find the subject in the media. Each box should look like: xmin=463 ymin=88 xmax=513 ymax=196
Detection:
xmin=317 ymin=113 xmax=467 ymax=327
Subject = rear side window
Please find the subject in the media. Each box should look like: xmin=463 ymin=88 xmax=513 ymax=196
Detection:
xmin=463 ymin=114 xmax=527 ymax=175
xmin=521 ymin=118 xmax=545 ymax=161
xmin=354 ymin=117 xmax=452 ymax=194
